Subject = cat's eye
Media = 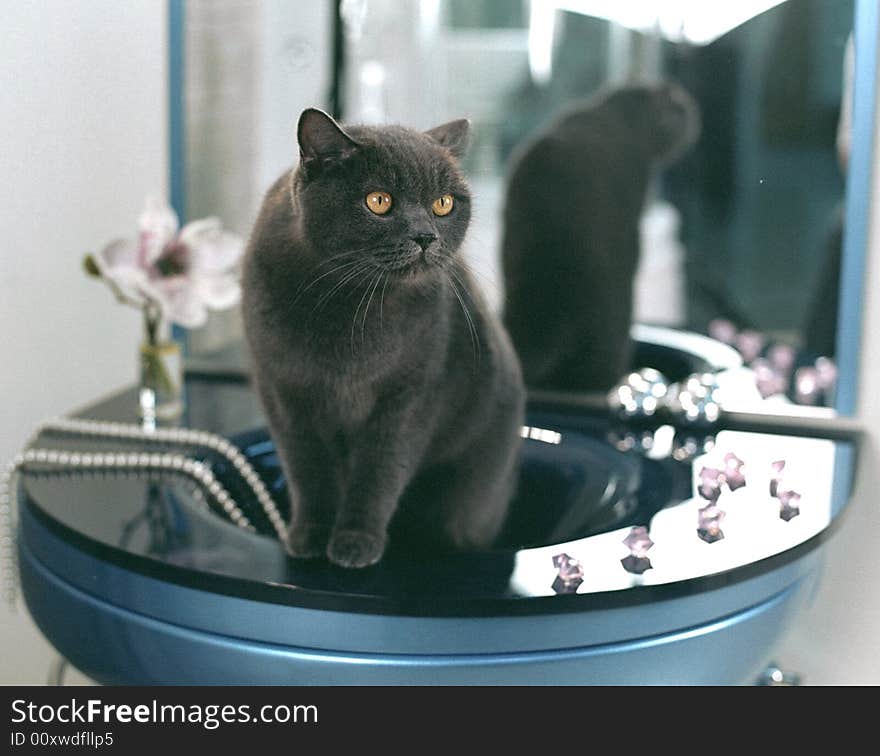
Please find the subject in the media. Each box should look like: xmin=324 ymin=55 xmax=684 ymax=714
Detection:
xmin=365 ymin=191 xmax=392 ymax=215
xmin=432 ymin=194 xmax=454 ymax=216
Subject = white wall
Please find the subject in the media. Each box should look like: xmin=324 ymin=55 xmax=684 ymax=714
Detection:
xmin=0 ymin=0 xmax=168 ymax=683
xmin=256 ymin=0 xmax=332 ymax=199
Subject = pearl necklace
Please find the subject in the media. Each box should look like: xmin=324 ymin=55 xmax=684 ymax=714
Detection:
xmin=1 ymin=417 xmax=288 ymax=607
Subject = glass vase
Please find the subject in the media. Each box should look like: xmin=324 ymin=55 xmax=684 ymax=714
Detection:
xmin=138 ymin=320 xmax=183 ymax=423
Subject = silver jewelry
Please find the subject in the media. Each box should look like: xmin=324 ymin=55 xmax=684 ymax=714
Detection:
xmin=1 ymin=417 xmax=289 ymax=608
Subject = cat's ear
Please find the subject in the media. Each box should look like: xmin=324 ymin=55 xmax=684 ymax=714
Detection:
xmin=297 ymin=108 xmax=358 ymax=176
xmin=425 ymin=118 xmax=471 ymax=159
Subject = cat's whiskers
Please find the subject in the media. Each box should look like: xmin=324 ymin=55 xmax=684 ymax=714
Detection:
xmin=350 ymin=269 xmax=382 ymax=354
xmin=444 ymin=270 xmax=481 ymax=367
xmin=293 ymin=256 xmax=366 ymax=305
xmin=292 ymin=244 xmax=390 ymax=305
xmin=378 ymin=274 xmax=389 ymax=332
xmin=312 ymin=260 xmax=377 ymax=316
xmin=360 ymin=271 xmax=384 ymax=346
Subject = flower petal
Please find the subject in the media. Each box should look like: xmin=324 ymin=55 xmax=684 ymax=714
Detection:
xmin=139 ymin=195 xmax=179 ymax=238
xmin=184 ymin=225 xmax=246 ymax=273
xmin=135 ymin=274 xmax=173 ymax=309
xmin=138 ymin=196 xmax=179 ymax=265
xmin=163 ymin=285 xmax=208 ymax=329
xmin=196 ymin=274 xmax=242 ymax=310
xmin=94 ymin=242 xmax=154 ymax=303
xmin=178 ymin=217 xmax=222 ymax=247
xmin=97 ymin=238 xmax=138 ymax=272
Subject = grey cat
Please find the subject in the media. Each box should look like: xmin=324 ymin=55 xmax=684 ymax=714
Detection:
xmin=501 ymin=82 xmax=700 ymax=392
xmin=241 ymin=109 xmax=524 ymax=569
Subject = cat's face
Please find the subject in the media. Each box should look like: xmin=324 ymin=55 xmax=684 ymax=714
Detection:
xmin=295 ymin=109 xmax=472 ymax=281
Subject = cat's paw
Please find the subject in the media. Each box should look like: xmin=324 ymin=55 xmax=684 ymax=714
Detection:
xmin=327 ymin=530 xmax=386 ymax=569
xmin=284 ymin=524 xmax=330 ymax=559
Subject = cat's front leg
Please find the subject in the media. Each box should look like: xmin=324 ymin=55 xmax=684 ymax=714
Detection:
xmin=327 ymin=406 xmax=426 ymax=568
xmin=257 ymin=383 xmax=340 ymax=559
xmin=282 ymin=437 xmax=340 ymax=559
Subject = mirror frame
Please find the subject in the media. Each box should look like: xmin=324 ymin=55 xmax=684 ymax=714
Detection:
xmin=837 ymin=0 xmax=878 ymax=415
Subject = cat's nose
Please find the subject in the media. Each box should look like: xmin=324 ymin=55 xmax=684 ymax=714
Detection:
xmin=412 ymin=232 xmax=438 ymax=251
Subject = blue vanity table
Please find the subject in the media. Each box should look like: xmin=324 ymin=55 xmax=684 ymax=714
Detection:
xmin=13 ymin=335 xmax=858 ymax=685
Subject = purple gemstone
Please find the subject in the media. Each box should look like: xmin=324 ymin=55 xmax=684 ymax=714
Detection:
xmin=621 ymin=554 xmax=653 ymax=575
xmin=779 ymin=493 xmax=801 ymax=522
xmin=767 ymin=343 xmax=796 ymax=373
xmin=551 ymin=553 xmax=584 ymax=594
xmin=697 ymin=504 xmax=725 ymax=543
xmin=752 ymin=359 xmax=788 ymax=399
xmin=736 ymin=330 xmax=765 ymax=364
xmin=770 ymin=460 xmax=786 ymax=497
xmin=723 ymin=452 xmax=746 ymax=491
xmin=794 ymin=367 xmax=820 ymax=405
xmin=815 ymin=357 xmax=837 ymax=391
xmin=708 ymin=318 xmax=737 ymax=345
xmin=698 ymin=467 xmax=724 ymax=501
xmin=551 ymin=575 xmax=583 ymax=594
xmin=778 ymin=487 xmax=801 ymax=520
xmin=622 ymin=526 xmax=654 ymax=557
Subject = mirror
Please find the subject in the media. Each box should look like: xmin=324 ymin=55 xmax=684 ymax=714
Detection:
xmin=177 ymin=0 xmax=866 ymax=418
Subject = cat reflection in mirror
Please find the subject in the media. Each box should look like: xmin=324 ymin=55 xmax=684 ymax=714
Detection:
xmin=501 ymin=82 xmax=700 ymax=392
xmin=242 ymin=109 xmax=524 ymax=568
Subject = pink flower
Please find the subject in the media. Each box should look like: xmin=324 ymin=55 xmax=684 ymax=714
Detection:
xmin=93 ymin=196 xmax=244 ymax=328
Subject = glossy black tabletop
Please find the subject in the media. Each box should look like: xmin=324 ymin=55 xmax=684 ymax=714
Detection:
xmin=18 ymin=352 xmax=856 ymax=616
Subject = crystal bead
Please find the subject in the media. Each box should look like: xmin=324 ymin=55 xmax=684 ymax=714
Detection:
xmin=735 ymin=330 xmax=765 ymax=363
xmin=815 ymin=357 xmax=837 ymax=391
xmin=697 ymin=504 xmax=725 ymax=543
xmin=708 ymin=318 xmax=737 ymax=345
xmin=723 ymin=452 xmax=746 ymax=491
xmin=621 ymin=555 xmax=653 ymax=574
xmin=551 ymin=553 xmax=584 ymax=594
xmin=622 ymin=526 xmax=653 ymax=558
xmin=675 ymin=373 xmax=722 ymax=423
xmin=777 ymin=489 xmax=801 ymax=521
xmin=767 ymin=343 xmax=795 ymax=373
xmin=607 ymin=368 xmax=669 ymax=418
xmin=794 ymin=367 xmax=820 ymax=405
xmin=698 ymin=467 xmax=724 ymax=501
xmin=770 ymin=460 xmax=785 ymax=497
xmin=752 ymin=358 xmax=788 ymax=398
